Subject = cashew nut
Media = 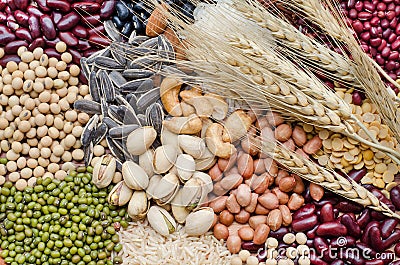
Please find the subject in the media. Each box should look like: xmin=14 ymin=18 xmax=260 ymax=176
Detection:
xmin=222 ymin=110 xmax=253 ymax=143
xmin=204 ymin=93 xmax=228 ymax=120
xmin=180 ymin=90 xmax=228 ymax=120
xmin=162 ymin=114 xmax=202 ymax=134
xmin=160 ymin=76 xmax=183 ymax=117
xmin=205 ymin=123 xmax=236 ymax=159
xmin=181 ymin=101 xmax=196 ymax=116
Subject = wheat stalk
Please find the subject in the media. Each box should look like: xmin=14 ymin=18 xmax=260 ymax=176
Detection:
xmin=278 ymin=0 xmax=400 ymax=144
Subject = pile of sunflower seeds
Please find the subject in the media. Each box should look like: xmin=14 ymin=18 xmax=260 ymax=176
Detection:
xmin=74 ymin=35 xmax=180 ymax=170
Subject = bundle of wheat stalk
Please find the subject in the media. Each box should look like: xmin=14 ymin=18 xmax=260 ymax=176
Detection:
xmin=139 ymin=0 xmax=400 ymax=218
xmin=278 ymin=0 xmax=400 ymax=144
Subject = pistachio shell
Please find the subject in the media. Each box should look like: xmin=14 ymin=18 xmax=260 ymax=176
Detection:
xmin=178 ymin=135 xmax=206 ymax=159
xmin=122 ymin=161 xmax=149 ymax=190
xmin=128 ymin=191 xmax=149 ymax=221
xmin=195 ymin=157 xmax=217 ymax=171
xmin=192 ymin=171 xmax=213 ymax=194
xmin=176 ymin=154 xmax=195 ymax=182
xmin=92 ymin=154 xmax=116 ymax=188
xmin=147 ymin=206 xmax=177 ymax=236
xmin=108 ymin=181 xmax=133 ymax=206
xmin=153 ymin=145 xmax=178 ymax=174
xmin=184 ymin=207 xmax=215 ymax=236
xmin=139 ymin=149 xmax=155 ymax=177
xmin=126 ymin=126 xmax=157 ymax=155
xmin=180 ymin=178 xmax=202 ymax=208
xmin=171 ymin=189 xmax=190 ymax=224
xmin=152 ymin=173 xmax=179 ymax=204
xmin=160 ymin=127 xmax=180 ymax=149
xmin=146 ymin=175 xmax=162 ymax=199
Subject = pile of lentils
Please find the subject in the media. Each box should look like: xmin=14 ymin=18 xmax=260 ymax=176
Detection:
xmin=0 ymin=166 xmax=127 ymax=265
xmin=0 ymin=44 xmax=106 ymax=189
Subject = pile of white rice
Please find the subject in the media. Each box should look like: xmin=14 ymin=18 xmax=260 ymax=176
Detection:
xmin=118 ymin=221 xmax=232 ymax=265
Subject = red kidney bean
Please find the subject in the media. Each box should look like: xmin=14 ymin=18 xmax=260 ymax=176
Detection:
xmin=341 ymin=214 xmax=361 ymax=239
xmin=28 ymin=15 xmax=41 ymax=39
xmin=27 ymin=6 xmax=44 ymax=17
xmin=28 ymin=37 xmax=45 ymax=51
xmin=392 ymin=261 xmax=400 ymax=265
xmin=59 ymin=32 xmax=78 ymax=46
xmin=357 ymin=209 xmax=370 ymax=229
xmin=356 ymin=242 xmax=377 ymax=258
xmin=0 ymin=25 xmax=15 ymax=44
xmin=320 ymin=203 xmax=334 ymax=223
xmin=292 ymin=214 xmax=318 ymax=232
xmin=369 ymin=226 xmax=385 ymax=252
xmin=395 ymin=242 xmax=400 ymax=256
xmin=68 ymin=49 xmax=82 ymax=65
xmin=4 ymin=40 xmax=28 ymax=53
xmin=100 ymin=0 xmax=116 ymax=19
xmin=241 ymin=242 xmax=264 ymax=253
xmin=309 ymin=252 xmax=329 ymax=265
xmin=0 ymin=11 xmax=6 ymax=23
xmin=358 ymin=11 xmax=373 ymax=20
xmin=342 ymin=250 xmax=366 ymax=265
xmin=330 ymin=236 xmax=356 ymax=248
xmin=88 ymin=25 xmax=105 ymax=36
xmin=316 ymin=222 xmax=347 ymax=237
xmin=47 ymin=0 xmax=71 ymax=12
xmin=83 ymin=48 xmax=97 ymax=58
xmin=313 ymin=198 xmax=338 ymax=207
xmin=56 ymin=12 xmax=80 ymax=31
xmin=14 ymin=0 xmax=28 ymax=10
xmin=52 ymin=12 xmax=63 ymax=25
xmin=82 ymin=14 xmax=101 ymax=26
xmin=44 ymin=37 xmax=61 ymax=48
xmin=14 ymin=10 xmax=29 ymax=27
xmin=365 ymin=259 xmax=384 ymax=265
xmin=390 ymin=186 xmax=400 ymax=210
xmin=313 ymin=237 xmax=329 ymax=254
xmin=77 ymin=39 xmax=91 ymax=51
xmin=72 ymin=25 xmax=87 ymax=38
xmin=348 ymin=168 xmax=367 ymax=182
xmin=361 ymin=221 xmax=379 ymax=244
xmin=88 ymin=34 xmax=111 ymax=47
xmin=0 ymin=54 xmax=21 ymax=67
xmin=330 ymin=260 xmax=344 ymax=265
xmin=335 ymin=201 xmax=363 ymax=213
xmin=257 ymin=249 xmax=267 ymax=262
xmin=306 ymin=225 xmax=318 ymax=239
xmin=40 ymin=15 xmax=57 ymax=40
xmin=36 ymin=0 xmax=50 ymax=12
xmin=268 ymin=227 xmax=290 ymax=240
xmin=352 ymin=91 xmax=363 ymax=105
xmin=72 ymin=2 xmax=101 ymax=12
xmin=44 ymin=48 xmax=61 ymax=60
xmin=15 ymin=28 xmax=32 ymax=42
xmin=380 ymin=218 xmax=399 ymax=239
xmin=383 ymin=228 xmax=400 ymax=249
xmin=7 ymin=21 xmax=19 ymax=32
xmin=380 ymin=250 xmax=394 ymax=265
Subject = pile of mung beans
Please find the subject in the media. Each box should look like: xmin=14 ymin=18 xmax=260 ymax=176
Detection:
xmin=0 ymin=166 xmax=127 ymax=265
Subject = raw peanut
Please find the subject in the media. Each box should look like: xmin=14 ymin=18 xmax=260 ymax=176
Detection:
xmin=209 ymin=196 xmax=228 ymax=213
xmin=244 ymin=193 xmax=258 ymax=213
xmin=226 ymin=194 xmax=241 ymax=214
xmin=213 ymin=223 xmax=229 ymax=240
xmin=303 ymin=135 xmax=323 ymax=155
xmin=309 ymin=183 xmax=324 ymax=201
xmin=266 ymin=112 xmax=283 ymax=127
xmin=278 ymin=176 xmax=296 ymax=192
xmin=292 ymin=126 xmax=307 ymax=146
xmin=253 ymin=224 xmax=270 ymax=244
xmin=212 ymin=182 xmax=227 ymax=196
xmin=261 ymin=127 xmax=275 ymax=142
xmin=236 ymin=184 xmax=251 ymax=207
xmin=220 ymin=173 xmax=243 ymax=190
xmin=264 ymin=158 xmax=278 ymax=176
xmin=258 ymin=193 xmax=279 ymax=209
xmin=241 ymin=135 xmax=259 ymax=156
xmin=279 ymin=205 xmax=292 ymax=226
xmin=287 ymin=193 xmax=305 ymax=211
xmin=253 ymin=159 xmax=265 ymax=174
xmin=283 ymin=138 xmax=295 ymax=151
xmin=238 ymin=153 xmax=254 ymax=179
xmin=227 ymin=235 xmax=242 ymax=254
xmin=249 ymin=216 xmax=268 ymax=230
xmin=227 ymin=167 xmax=239 ymax=175
xmin=292 ymin=175 xmax=305 ymax=194
xmin=275 ymin=123 xmax=292 ymax=142
xmin=267 ymin=209 xmax=283 ymax=231
xmin=296 ymin=148 xmax=309 ymax=158
xmin=255 ymin=204 xmax=270 ymax=215
xmin=238 ymin=226 xmax=255 ymax=241
xmin=212 ymin=214 xmax=218 ymax=228
xmin=251 ymin=173 xmax=269 ymax=194
xmin=218 ymin=152 xmax=237 ymax=171
xmin=272 ymin=187 xmax=289 ymax=205
xmin=275 ymin=170 xmax=289 ymax=186
xmin=219 ymin=210 xmax=234 ymax=226
xmin=235 ymin=209 xmax=251 ymax=224
xmin=208 ymin=163 xmax=223 ymax=181
xmin=256 ymin=117 xmax=269 ymax=129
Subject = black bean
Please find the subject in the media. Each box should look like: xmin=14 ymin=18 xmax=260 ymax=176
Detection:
xmin=112 ymin=16 xmax=124 ymax=29
xmin=116 ymin=1 xmax=130 ymax=21
xmin=121 ymin=21 xmax=134 ymax=36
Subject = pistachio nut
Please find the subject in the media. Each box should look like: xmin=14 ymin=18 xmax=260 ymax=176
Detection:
xmin=128 ymin=191 xmax=150 ymax=221
xmin=92 ymin=154 xmax=116 ymax=188
xmin=175 ymin=154 xmax=195 ymax=182
xmin=126 ymin=126 xmax=157 ymax=155
xmin=152 ymin=173 xmax=179 ymax=204
xmin=147 ymin=206 xmax=177 ymax=236
xmin=160 ymin=127 xmax=180 ymax=150
xmin=178 ymin=135 xmax=206 ymax=159
xmin=146 ymin=175 xmax=162 ymax=199
xmin=193 ymin=171 xmax=213 ymax=194
xmin=139 ymin=149 xmax=155 ymax=178
xmin=122 ymin=161 xmax=149 ymax=190
xmin=195 ymin=156 xmax=217 ymax=171
xmin=184 ymin=207 xmax=215 ymax=236
xmin=108 ymin=181 xmax=133 ymax=206
xmin=181 ymin=178 xmax=203 ymax=209
xmin=171 ymin=189 xmax=190 ymax=224
xmin=153 ymin=145 xmax=178 ymax=174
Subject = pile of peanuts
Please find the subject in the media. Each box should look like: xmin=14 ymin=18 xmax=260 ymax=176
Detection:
xmin=306 ymin=88 xmax=400 ymax=193
xmin=207 ymin=111 xmax=324 ymax=254
xmin=0 ymin=44 xmax=106 ymax=190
